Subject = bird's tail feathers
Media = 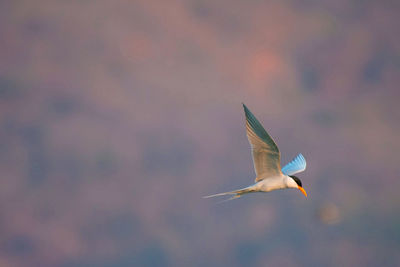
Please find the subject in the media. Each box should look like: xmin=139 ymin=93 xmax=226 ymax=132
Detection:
xmin=203 ymin=191 xmax=235 ymax=198
xmin=203 ymin=186 xmax=254 ymax=200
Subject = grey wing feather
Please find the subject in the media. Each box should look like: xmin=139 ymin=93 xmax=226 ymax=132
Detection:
xmin=243 ymin=104 xmax=282 ymax=182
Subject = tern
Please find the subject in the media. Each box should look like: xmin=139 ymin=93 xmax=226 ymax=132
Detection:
xmin=204 ymin=104 xmax=307 ymax=201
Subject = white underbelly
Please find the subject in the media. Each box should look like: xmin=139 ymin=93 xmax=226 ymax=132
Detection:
xmin=255 ymin=176 xmax=288 ymax=192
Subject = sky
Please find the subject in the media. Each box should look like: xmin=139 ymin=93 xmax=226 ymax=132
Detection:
xmin=0 ymin=0 xmax=400 ymax=266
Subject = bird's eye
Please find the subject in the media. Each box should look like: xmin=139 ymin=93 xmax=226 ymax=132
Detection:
xmin=290 ymin=175 xmax=302 ymax=187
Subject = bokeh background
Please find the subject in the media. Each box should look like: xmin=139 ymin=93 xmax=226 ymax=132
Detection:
xmin=1 ymin=0 xmax=400 ymax=266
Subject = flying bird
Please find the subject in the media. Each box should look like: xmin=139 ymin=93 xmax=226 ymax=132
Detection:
xmin=204 ymin=104 xmax=307 ymax=201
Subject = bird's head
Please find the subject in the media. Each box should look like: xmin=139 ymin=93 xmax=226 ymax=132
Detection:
xmin=289 ymin=175 xmax=307 ymax=197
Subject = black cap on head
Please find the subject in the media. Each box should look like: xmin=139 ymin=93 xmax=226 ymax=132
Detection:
xmin=289 ymin=175 xmax=302 ymax=187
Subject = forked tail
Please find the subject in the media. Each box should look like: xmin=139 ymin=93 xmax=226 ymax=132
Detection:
xmin=203 ymin=186 xmax=254 ymax=201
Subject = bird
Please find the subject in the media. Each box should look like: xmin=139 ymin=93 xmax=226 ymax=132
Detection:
xmin=204 ymin=104 xmax=307 ymax=201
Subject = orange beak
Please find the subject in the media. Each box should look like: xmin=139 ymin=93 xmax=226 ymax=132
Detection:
xmin=298 ymin=186 xmax=307 ymax=197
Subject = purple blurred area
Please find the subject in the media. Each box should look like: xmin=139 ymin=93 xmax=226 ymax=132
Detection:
xmin=1 ymin=0 xmax=400 ymax=266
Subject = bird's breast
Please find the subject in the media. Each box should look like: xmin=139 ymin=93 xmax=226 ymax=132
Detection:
xmin=256 ymin=176 xmax=287 ymax=192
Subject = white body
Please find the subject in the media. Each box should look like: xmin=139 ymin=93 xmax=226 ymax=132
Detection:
xmin=255 ymin=175 xmax=299 ymax=192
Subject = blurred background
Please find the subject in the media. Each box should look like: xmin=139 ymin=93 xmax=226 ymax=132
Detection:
xmin=1 ymin=0 xmax=400 ymax=266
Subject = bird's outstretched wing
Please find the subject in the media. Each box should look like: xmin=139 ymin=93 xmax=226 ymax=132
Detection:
xmin=243 ymin=104 xmax=282 ymax=182
xmin=281 ymin=153 xmax=306 ymax=176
